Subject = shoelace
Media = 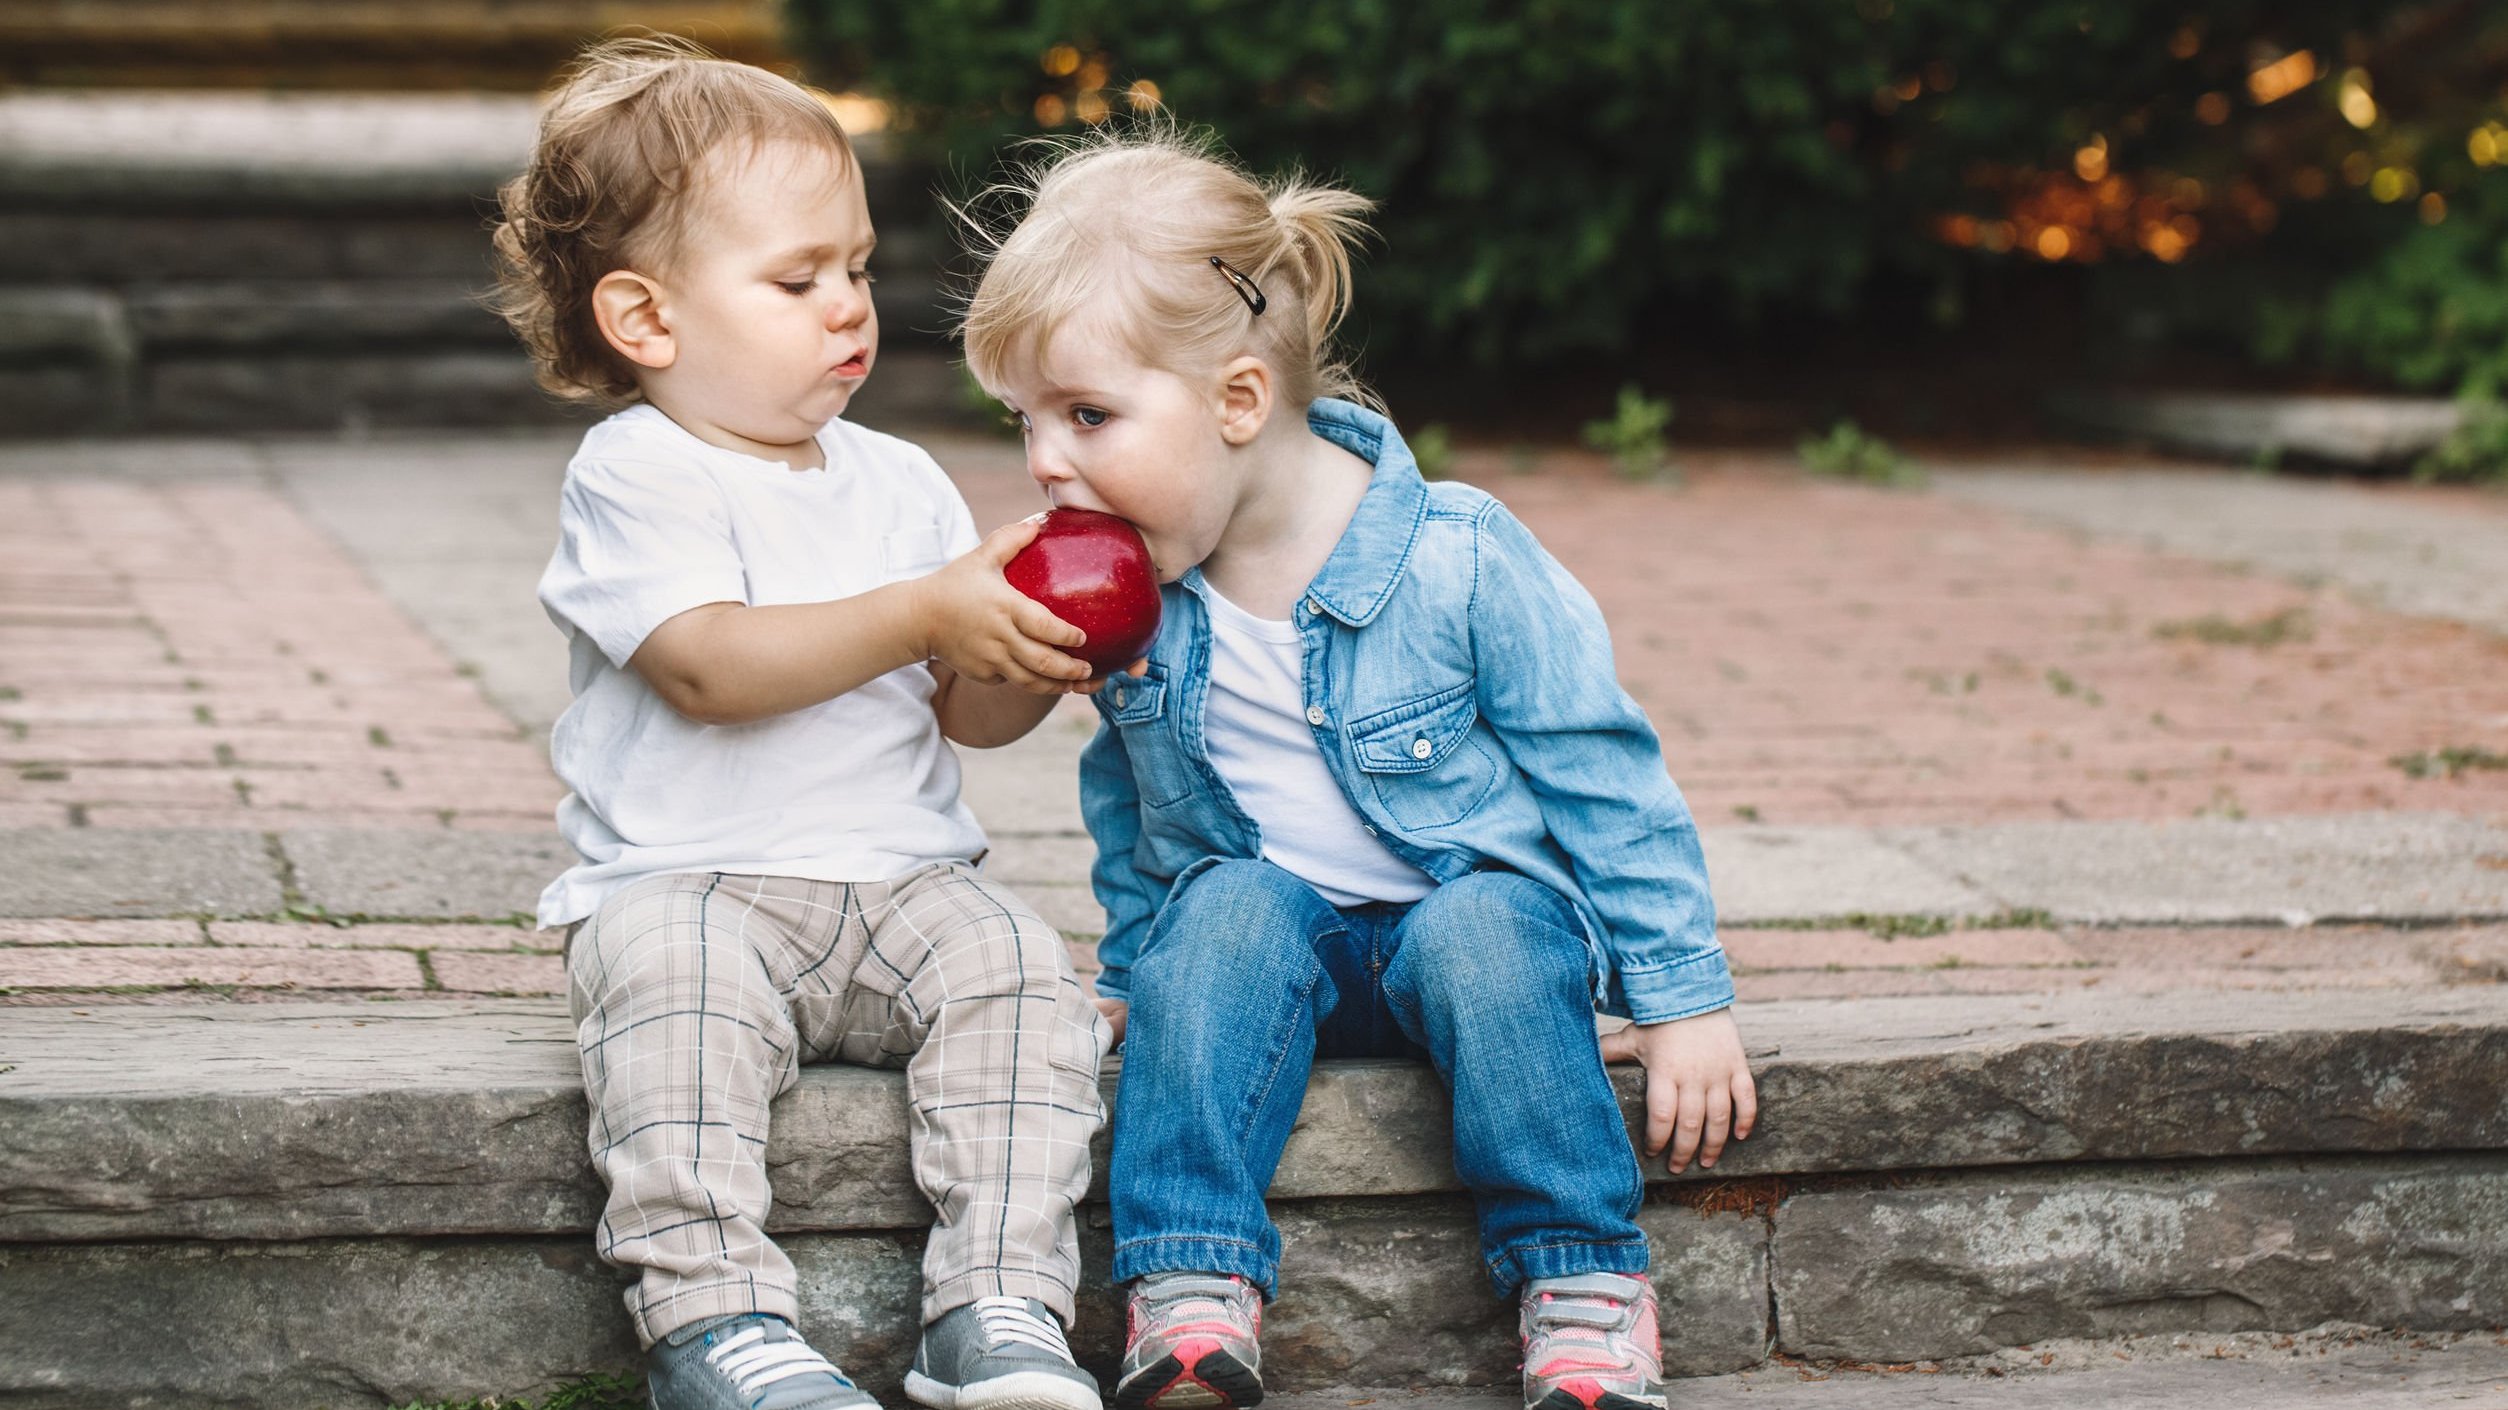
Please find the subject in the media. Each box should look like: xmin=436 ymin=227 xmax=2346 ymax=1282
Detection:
xmin=705 ymin=1321 xmax=854 ymax=1397
xmin=972 ymin=1296 xmax=1074 ymax=1358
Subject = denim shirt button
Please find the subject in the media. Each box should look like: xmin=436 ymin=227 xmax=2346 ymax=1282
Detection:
xmin=1411 ymin=736 xmax=1433 ymax=760
xmin=1305 ymin=705 xmax=1327 ymax=727
xmin=1303 ymin=596 xmax=1322 ymax=618
xmin=1112 ymin=686 xmax=1128 ymax=709
xmin=1363 ymin=824 xmax=1377 ymax=836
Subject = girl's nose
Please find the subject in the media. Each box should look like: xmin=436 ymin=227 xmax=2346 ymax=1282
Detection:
xmin=1026 ymin=447 xmax=1072 ymax=492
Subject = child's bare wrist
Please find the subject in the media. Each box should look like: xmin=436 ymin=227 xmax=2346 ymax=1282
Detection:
xmin=896 ymin=574 xmax=942 ymax=662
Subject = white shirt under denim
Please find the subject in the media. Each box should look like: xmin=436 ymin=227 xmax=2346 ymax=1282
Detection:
xmin=1199 ymin=583 xmax=1432 ymax=908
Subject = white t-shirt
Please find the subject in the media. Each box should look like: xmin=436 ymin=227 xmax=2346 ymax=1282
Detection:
xmin=1200 ymin=584 xmax=1433 ymax=909
xmin=535 ymin=404 xmax=986 ymax=927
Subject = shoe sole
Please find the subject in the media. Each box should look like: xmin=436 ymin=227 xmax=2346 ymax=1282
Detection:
xmin=906 ymin=1369 xmax=1105 ymax=1410
xmin=1112 ymin=1342 xmax=1263 ymax=1410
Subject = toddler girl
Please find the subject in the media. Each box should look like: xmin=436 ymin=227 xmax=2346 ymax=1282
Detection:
xmin=959 ymin=129 xmax=1756 ymax=1410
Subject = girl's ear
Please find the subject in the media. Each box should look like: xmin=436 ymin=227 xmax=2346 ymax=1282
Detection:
xmin=591 ymin=270 xmax=677 ymax=371
xmin=1215 ymin=355 xmax=1274 ymax=446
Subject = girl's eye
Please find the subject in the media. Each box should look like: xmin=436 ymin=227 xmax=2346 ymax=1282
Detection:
xmin=775 ymin=279 xmax=816 ymax=295
xmin=1072 ymin=406 xmax=1109 ymax=428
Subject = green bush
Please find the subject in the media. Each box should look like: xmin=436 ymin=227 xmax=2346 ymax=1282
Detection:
xmin=1581 ymin=385 xmax=1675 ymax=480
xmin=802 ymin=1 xmax=2447 ymax=368
xmin=1799 ymin=418 xmax=1923 ymax=486
xmin=2314 ymin=175 xmax=2508 ymax=396
xmin=1408 ymin=421 xmax=1456 ymax=479
xmin=795 ymin=1 xmax=2500 ymax=390
xmin=2418 ymin=391 xmax=2508 ymax=484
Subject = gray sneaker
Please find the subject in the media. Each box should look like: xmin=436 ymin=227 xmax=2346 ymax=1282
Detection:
xmin=647 ymin=1312 xmax=880 ymax=1410
xmin=905 ymin=1296 xmax=1102 ymax=1410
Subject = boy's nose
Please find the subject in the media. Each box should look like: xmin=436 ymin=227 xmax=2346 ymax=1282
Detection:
xmin=825 ymin=282 xmax=870 ymax=331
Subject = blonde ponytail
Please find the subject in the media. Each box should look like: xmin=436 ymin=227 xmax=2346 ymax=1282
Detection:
xmin=1264 ymin=180 xmax=1375 ymax=403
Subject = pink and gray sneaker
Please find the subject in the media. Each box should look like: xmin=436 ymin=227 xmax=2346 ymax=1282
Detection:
xmin=1518 ymin=1272 xmax=1668 ymax=1410
xmin=1111 ymin=1272 xmax=1264 ymax=1410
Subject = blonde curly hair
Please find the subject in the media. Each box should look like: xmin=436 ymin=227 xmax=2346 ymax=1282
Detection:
xmin=489 ymin=35 xmax=856 ymax=408
xmin=960 ymin=124 xmax=1378 ymax=412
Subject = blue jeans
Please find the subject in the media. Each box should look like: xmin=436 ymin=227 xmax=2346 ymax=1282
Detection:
xmin=1109 ymin=859 xmax=1646 ymax=1300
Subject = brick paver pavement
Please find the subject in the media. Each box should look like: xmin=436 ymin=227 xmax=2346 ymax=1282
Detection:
xmin=941 ymin=438 xmax=2508 ymax=827
xmin=3 ymin=436 xmax=2503 ymax=1005
xmin=0 ymin=478 xmax=557 ymax=833
xmin=1430 ymin=454 xmax=2508 ymax=828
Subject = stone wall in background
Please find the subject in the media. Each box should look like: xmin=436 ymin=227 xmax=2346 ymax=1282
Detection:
xmin=0 ymin=91 xmax=962 ymax=436
xmin=1 ymin=0 xmax=788 ymax=90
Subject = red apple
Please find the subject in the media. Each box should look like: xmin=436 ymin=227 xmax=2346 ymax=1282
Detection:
xmin=1004 ymin=508 xmax=1162 ymax=675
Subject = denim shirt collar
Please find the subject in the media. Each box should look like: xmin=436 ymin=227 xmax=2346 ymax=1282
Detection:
xmin=1255 ymin=398 xmax=1430 ymax=628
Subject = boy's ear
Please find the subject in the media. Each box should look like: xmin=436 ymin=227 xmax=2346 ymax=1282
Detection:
xmin=591 ymin=270 xmax=676 ymax=371
xmin=1215 ymin=356 xmax=1274 ymax=446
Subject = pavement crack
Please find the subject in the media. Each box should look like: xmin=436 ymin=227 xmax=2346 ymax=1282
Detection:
xmin=261 ymin=832 xmax=304 ymax=911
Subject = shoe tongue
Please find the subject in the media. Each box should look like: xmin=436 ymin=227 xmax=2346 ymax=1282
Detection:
xmin=665 ymin=1311 xmax=769 ymax=1348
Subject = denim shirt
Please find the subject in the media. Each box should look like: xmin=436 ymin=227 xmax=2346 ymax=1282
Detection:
xmin=1079 ymin=399 xmax=1733 ymax=1025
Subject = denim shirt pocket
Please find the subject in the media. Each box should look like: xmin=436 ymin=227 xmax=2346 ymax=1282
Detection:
xmin=1349 ymin=681 xmax=1499 ymax=830
xmin=1102 ymin=672 xmax=1195 ymax=809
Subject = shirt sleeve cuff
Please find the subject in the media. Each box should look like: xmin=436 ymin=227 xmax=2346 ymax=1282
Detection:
xmin=1617 ymin=946 xmax=1737 ymax=1025
xmin=577 ymin=578 xmax=749 ymax=669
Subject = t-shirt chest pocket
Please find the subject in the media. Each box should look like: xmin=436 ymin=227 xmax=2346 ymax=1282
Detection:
xmin=1350 ymin=682 xmax=1498 ymax=830
xmin=1103 ymin=674 xmax=1198 ymax=809
xmin=881 ymin=524 xmax=950 ymax=580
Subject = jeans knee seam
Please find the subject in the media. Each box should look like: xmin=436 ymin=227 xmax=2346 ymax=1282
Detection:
xmin=1234 ymin=959 xmax=1325 ymax=1148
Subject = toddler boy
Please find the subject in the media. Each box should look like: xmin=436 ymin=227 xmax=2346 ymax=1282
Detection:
xmin=492 ymin=37 xmax=1110 ymax=1410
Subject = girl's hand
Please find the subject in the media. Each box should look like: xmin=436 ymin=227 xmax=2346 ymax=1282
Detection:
xmin=1093 ymin=996 xmax=1128 ymax=1049
xmin=910 ymin=519 xmax=1095 ymax=693
xmin=1599 ymin=1007 xmax=1757 ymax=1174
xmin=1067 ymin=658 xmax=1151 ymax=697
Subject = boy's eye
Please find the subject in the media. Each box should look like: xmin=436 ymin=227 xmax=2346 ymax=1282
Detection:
xmin=775 ymin=279 xmax=816 ymax=295
xmin=1004 ymin=410 xmax=1031 ymax=434
xmin=1072 ymin=406 xmax=1109 ymax=428
xmin=849 ymin=268 xmax=877 ymax=285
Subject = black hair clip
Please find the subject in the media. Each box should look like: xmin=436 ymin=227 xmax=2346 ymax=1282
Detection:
xmin=1209 ymin=256 xmax=1267 ymax=316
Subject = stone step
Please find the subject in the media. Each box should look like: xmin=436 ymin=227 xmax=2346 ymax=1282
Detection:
xmin=0 ymin=91 xmax=973 ymax=435
xmin=3 ymin=2 xmax=785 ymax=91
xmin=1277 ymin=1330 xmax=2508 ymax=1408
xmin=0 ymin=336 xmax=968 ymax=436
xmin=2048 ymin=388 xmax=2464 ymax=469
xmin=9 ymin=812 xmax=2503 ymax=929
xmin=1 ymin=988 xmax=2502 ymax=1406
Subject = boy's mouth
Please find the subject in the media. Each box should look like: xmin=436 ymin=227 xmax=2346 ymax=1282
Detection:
xmin=833 ymin=350 xmax=871 ymax=379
